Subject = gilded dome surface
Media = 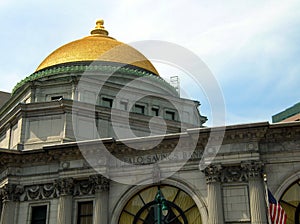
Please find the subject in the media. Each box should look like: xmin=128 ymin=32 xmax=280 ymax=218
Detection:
xmin=36 ymin=20 xmax=159 ymax=76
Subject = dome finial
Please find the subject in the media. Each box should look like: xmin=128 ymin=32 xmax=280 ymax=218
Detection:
xmin=91 ymin=19 xmax=109 ymax=36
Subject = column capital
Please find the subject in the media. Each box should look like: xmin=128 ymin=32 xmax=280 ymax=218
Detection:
xmin=241 ymin=161 xmax=264 ymax=179
xmin=0 ymin=183 xmax=24 ymax=202
xmin=54 ymin=178 xmax=74 ymax=196
xmin=89 ymin=175 xmax=109 ymax=192
xmin=203 ymin=164 xmax=222 ymax=183
xmin=203 ymin=161 xmax=264 ymax=183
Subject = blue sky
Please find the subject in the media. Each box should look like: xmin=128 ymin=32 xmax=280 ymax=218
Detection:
xmin=0 ymin=0 xmax=299 ymax=125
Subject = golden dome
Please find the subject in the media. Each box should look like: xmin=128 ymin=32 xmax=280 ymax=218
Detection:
xmin=36 ymin=20 xmax=159 ymax=75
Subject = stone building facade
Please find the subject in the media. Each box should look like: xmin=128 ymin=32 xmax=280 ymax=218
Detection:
xmin=0 ymin=20 xmax=299 ymax=224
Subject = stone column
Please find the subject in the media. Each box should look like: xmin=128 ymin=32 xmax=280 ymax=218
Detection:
xmin=0 ymin=184 xmax=23 ymax=224
xmin=90 ymin=175 xmax=109 ymax=224
xmin=203 ymin=164 xmax=224 ymax=224
xmin=55 ymin=178 xmax=74 ymax=224
xmin=243 ymin=162 xmax=268 ymax=224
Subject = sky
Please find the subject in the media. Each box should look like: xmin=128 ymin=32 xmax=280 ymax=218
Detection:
xmin=0 ymin=0 xmax=299 ymax=126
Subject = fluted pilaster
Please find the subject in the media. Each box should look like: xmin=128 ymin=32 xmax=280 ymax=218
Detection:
xmin=0 ymin=184 xmax=23 ymax=224
xmin=203 ymin=164 xmax=224 ymax=224
xmin=90 ymin=175 xmax=109 ymax=224
xmin=55 ymin=178 xmax=74 ymax=224
xmin=242 ymin=162 xmax=268 ymax=224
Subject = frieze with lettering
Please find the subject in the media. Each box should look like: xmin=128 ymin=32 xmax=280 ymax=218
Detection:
xmin=121 ymin=149 xmax=203 ymax=165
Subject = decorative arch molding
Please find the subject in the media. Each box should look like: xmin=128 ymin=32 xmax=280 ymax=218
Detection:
xmin=110 ymin=177 xmax=208 ymax=224
xmin=275 ymin=170 xmax=300 ymax=199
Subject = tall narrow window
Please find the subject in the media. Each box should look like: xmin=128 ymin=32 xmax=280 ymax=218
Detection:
xmin=77 ymin=201 xmax=93 ymax=224
xmin=31 ymin=205 xmax=47 ymax=224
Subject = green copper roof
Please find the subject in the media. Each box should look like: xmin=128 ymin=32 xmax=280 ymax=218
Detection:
xmin=272 ymin=102 xmax=300 ymax=122
xmin=12 ymin=63 xmax=178 ymax=96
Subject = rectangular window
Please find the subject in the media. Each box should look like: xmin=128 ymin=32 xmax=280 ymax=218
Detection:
xmin=31 ymin=205 xmax=47 ymax=224
xmin=165 ymin=111 xmax=175 ymax=120
xmin=77 ymin=201 xmax=93 ymax=224
xmin=51 ymin=95 xmax=63 ymax=101
xmin=151 ymin=107 xmax=159 ymax=116
xmin=102 ymin=97 xmax=113 ymax=108
xmin=134 ymin=104 xmax=145 ymax=114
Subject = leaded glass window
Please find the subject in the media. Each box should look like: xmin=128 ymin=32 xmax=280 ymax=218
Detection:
xmin=118 ymin=185 xmax=202 ymax=224
xmin=280 ymin=180 xmax=300 ymax=224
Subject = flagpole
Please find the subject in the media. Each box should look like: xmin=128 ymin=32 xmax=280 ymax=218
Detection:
xmin=263 ymin=173 xmax=272 ymax=224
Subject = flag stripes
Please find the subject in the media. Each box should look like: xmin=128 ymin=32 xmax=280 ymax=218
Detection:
xmin=268 ymin=190 xmax=287 ymax=224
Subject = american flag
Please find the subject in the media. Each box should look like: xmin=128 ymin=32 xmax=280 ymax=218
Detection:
xmin=268 ymin=189 xmax=287 ymax=224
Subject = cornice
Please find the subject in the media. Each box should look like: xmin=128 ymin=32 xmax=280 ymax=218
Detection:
xmin=12 ymin=63 xmax=177 ymax=96
xmin=264 ymin=122 xmax=300 ymax=142
xmin=0 ymin=122 xmax=298 ymax=167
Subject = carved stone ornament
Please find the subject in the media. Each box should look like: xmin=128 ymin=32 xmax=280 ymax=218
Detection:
xmin=54 ymin=177 xmax=74 ymax=196
xmin=89 ymin=175 xmax=109 ymax=192
xmin=74 ymin=179 xmax=93 ymax=196
xmin=23 ymin=183 xmax=57 ymax=201
xmin=221 ymin=166 xmax=248 ymax=183
xmin=0 ymin=184 xmax=24 ymax=202
xmin=241 ymin=161 xmax=264 ymax=179
xmin=17 ymin=175 xmax=110 ymax=202
xmin=203 ymin=161 xmax=264 ymax=183
xmin=203 ymin=164 xmax=222 ymax=183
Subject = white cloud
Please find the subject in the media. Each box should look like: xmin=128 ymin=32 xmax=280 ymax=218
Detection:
xmin=190 ymin=0 xmax=299 ymax=62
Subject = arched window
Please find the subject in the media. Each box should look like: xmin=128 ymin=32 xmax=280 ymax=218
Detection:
xmin=118 ymin=184 xmax=202 ymax=224
xmin=279 ymin=180 xmax=300 ymax=224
